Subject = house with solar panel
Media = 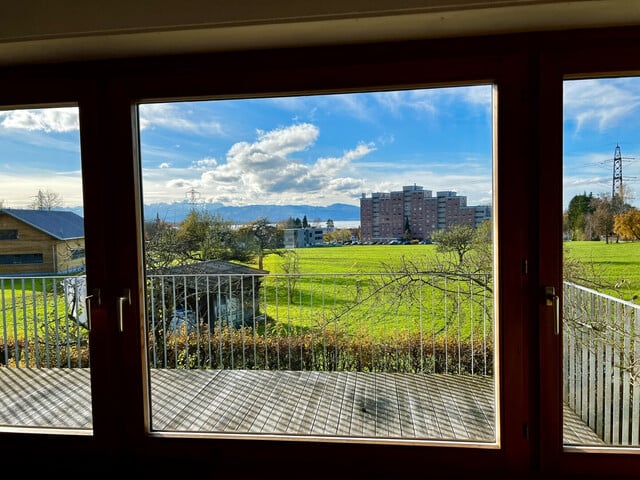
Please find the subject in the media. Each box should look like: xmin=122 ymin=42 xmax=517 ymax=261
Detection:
xmin=0 ymin=209 xmax=85 ymax=275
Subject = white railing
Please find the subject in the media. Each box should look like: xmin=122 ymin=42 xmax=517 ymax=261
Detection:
xmin=145 ymin=272 xmax=494 ymax=374
xmin=0 ymin=275 xmax=88 ymax=368
xmin=563 ymin=281 xmax=640 ymax=445
xmin=0 ymin=272 xmax=494 ymax=375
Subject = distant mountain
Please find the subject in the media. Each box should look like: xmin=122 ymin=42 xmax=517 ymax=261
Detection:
xmin=58 ymin=201 xmax=360 ymax=225
xmin=142 ymin=201 xmax=360 ymax=225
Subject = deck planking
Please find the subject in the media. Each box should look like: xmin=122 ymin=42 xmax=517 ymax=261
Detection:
xmin=0 ymin=367 xmax=603 ymax=444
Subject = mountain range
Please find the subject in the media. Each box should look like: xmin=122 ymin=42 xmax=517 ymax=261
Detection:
xmin=58 ymin=201 xmax=360 ymax=225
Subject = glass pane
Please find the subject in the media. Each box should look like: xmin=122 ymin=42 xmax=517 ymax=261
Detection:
xmin=0 ymin=106 xmax=92 ymax=430
xmin=563 ymin=77 xmax=640 ymax=447
xmin=139 ymin=86 xmax=496 ymax=443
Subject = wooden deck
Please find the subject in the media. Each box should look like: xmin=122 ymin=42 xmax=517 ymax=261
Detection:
xmin=0 ymin=368 xmax=602 ymax=444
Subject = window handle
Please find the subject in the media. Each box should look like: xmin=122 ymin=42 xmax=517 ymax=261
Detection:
xmin=544 ymin=286 xmax=559 ymax=335
xmin=85 ymin=288 xmax=101 ymax=331
xmin=117 ymin=289 xmax=131 ymax=333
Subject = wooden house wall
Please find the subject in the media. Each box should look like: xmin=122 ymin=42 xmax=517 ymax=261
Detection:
xmin=0 ymin=214 xmax=85 ymax=275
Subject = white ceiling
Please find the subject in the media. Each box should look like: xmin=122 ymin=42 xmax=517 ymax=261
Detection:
xmin=2 ymin=0 xmax=640 ymax=66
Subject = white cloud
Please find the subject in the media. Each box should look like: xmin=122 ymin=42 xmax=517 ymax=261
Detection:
xmin=564 ymin=79 xmax=640 ymax=132
xmin=138 ymin=103 xmax=224 ymax=135
xmin=192 ymin=157 xmax=217 ymax=169
xmin=186 ymin=123 xmax=379 ymax=205
xmin=159 ymin=162 xmax=171 ymax=168
xmin=0 ymin=107 xmax=78 ymax=132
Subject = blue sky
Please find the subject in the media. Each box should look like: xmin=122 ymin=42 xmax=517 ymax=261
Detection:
xmin=1 ymin=78 xmax=639 ymax=213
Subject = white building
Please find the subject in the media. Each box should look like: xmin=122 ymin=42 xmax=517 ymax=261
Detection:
xmin=284 ymin=227 xmax=325 ymax=248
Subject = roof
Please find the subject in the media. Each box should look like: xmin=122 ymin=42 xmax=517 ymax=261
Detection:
xmin=154 ymin=260 xmax=269 ymax=276
xmin=1 ymin=209 xmax=85 ymax=240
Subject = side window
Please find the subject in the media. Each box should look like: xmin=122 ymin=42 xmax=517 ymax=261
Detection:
xmin=562 ymin=76 xmax=640 ymax=449
xmin=0 ymin=105 xmax=93 ymax=431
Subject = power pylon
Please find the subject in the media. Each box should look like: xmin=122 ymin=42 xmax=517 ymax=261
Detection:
xmin=612 ymin=144 xmax=623 ymax=198
xmin=186 ymin=187 xmax=202 ymax=208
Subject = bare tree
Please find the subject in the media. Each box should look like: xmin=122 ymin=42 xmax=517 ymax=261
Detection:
xmin=29 ymin=188 xmax=63 ymax=210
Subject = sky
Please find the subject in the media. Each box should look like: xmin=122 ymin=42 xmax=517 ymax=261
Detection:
xmin=1 ymin=78 xmax=639 ymax=214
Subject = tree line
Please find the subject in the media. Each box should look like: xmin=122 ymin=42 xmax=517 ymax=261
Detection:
xmin=564 ymin=188 xmax=640 ymax=242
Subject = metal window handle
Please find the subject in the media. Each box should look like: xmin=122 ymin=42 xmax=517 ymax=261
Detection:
xmin=545 ymin=286 xmax=560 ymax=335
xmin=85 ymin=288 xmax=101 ymax=331
xmin=117 ymin=289 xmax=131 ymax=333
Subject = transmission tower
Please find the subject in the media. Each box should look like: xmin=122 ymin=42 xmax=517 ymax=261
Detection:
xmin=185 ymin=187 xmax=202 ymax=208
xmin=612 ymin=144 xmax=623 ymax=198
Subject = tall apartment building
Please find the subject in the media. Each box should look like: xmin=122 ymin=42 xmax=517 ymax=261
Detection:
xmin=360 ymin=185 xmax=491 ymax=243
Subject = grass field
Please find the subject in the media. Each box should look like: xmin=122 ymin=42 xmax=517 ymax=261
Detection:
xmin=252 ymin=241 xmax=640 ymax=302
xmin=3 ymin=240 xmax=638 ymax=345
xmin=563 ymin=240 xmax=640 ymax=301
xmin=258 ymin=244 xmax=440 ymax=273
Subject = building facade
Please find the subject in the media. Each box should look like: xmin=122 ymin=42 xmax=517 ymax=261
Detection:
xmin=0 ymin=209 xmax=86 ymax=275
xmin=359 ymin=185 xmax=491 ymax=243
xmin=283 ymin=227 xmax=325 ymax=248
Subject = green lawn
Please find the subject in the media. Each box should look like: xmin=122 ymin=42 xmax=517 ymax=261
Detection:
xmin=256 ymin=244 xmax=440 ymax=273
xmin=244 ymin=244 xmax=492 ymax=340
xmin=563 ymin=240 xmax=640 ymax=301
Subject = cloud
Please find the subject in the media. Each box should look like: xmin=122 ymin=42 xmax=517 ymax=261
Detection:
xmin=564 ymin=79 xmax=640 ymax=132
xmin=0 ymin=107 xmax=78 ymax=132
xmin=373 ymin=86 xmax=491 ymax=117
xmin=314 ymin=142 xmax=375 ymax=176
xmin=159 ymin=162 xmax=171 ymax=168
xmin=191 ymin=123 xmax=376 ymax=204
xmin=138 ymin=103 xmax=224 ymax=135
xmin=192 ymin=157 xmax=218 ymax=169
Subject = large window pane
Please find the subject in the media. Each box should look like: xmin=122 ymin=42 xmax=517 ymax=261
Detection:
xmin=0 ymin=106 xmax=92 ymax=431
xmin=563 ymin=77 xmax=640 ymax=448
xmin=138 ymin=86 xmax=497 ymax=443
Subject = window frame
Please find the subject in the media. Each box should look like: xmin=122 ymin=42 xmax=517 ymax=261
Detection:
xmin=6 ymin=27 xmax=640 ymax=476
xmin=537 ymin=41 xmax=640 ymax=478
xmin=96 ymin=43 xmax=535 ymax=473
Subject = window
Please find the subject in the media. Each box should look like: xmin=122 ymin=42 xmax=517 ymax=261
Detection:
xmin=138 ymin=85 xmax=497 ymax=444
xmin=562 ymin=76 xmax=640 ymax=449
xmin=5 ymin=26 xmax=640 ymax=478
xmin=0 ymin=230 xmax=18 ymax=240
xmin=0 ymin=105 xmax=92 ymax=431
xmin=0 ymin=253 xmax=43 ymax=264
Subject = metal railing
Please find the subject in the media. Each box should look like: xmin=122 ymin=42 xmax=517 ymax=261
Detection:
xmin=145 ymin=272 xmax=494 ymax=374
xmin=4 ymin=273 xmax=640 ymax=444
xmin=563 ymin=282 xmax=640 ymax=445
xmin=1 ymin=272 xmax=494 ymax=374
xmin=0 ymin=275 xmax=88 ymax=368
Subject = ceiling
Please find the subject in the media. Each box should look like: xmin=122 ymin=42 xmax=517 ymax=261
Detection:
xmin=2 ymin=0 xmax=640 ymax=66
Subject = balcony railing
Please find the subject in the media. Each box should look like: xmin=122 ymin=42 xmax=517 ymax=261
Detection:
xmin=1 ymin=272 xmax=493 ymax=375
xmin=145 ymin=272 xmax=494 ymax=374
xmin=563 ymin=282 xmax=640 ymax=446
xmin=4 ymin=273 xmax=640 ymax=444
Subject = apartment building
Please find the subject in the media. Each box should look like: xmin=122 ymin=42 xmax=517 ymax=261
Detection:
xmin=359 ymin=185 xmax=491 ymax=242
xmin=283 ymin=227 xmax=325 ymax=248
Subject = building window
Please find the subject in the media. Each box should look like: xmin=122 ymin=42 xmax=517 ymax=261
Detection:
xmin=0 ymin=253 xmax=43 ymax=265
xmin=0 ymin=229 xmax=18 ymax=240
xmin=70 ymin=248 xmax=85 ymax=260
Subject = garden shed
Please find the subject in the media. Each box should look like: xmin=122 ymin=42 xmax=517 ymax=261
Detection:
xmin=147 ymin=260 xmax=269 ymax=331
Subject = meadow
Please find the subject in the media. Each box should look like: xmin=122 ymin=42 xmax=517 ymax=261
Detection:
xmin=563 ymin=240 xmax=640 ymax=302
xmin=3 ymin=240 xmax=639 ymax=345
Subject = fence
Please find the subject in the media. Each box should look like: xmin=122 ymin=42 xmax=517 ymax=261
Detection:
xmin=0 ymin=275 xmax=88 ymax=368
xmin=145 ymin=271 xmax=494 ymax=374
xmin=1 ymin=272 xmax=494 ymax=375
xmin=563 ymin=281 xmax=640 ymax=446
